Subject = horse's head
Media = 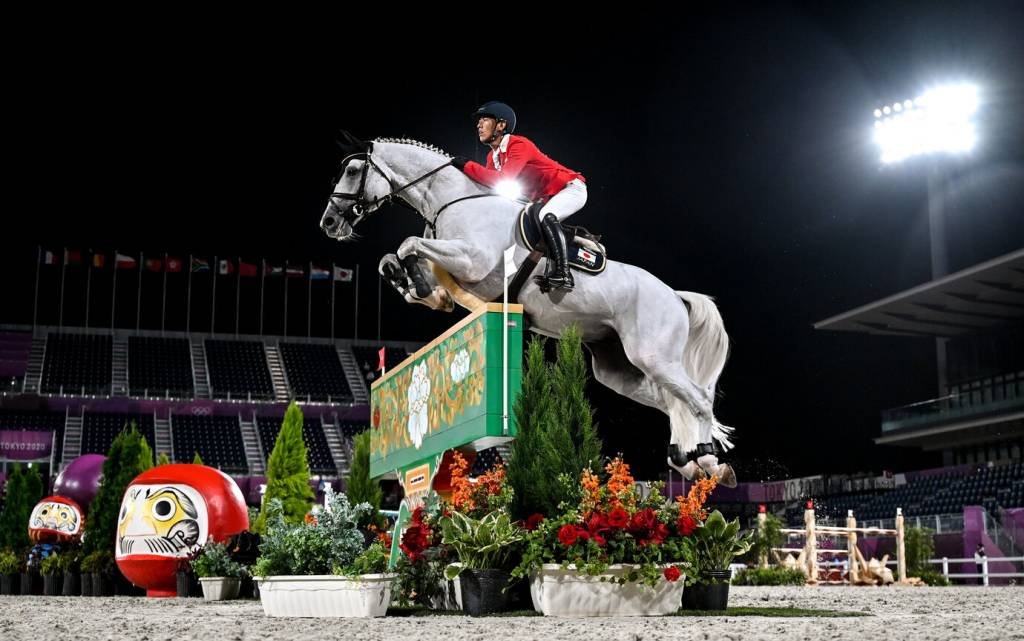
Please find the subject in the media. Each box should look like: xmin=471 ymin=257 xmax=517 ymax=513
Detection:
xmin=321 ymin=131 xmax=394 ymax=240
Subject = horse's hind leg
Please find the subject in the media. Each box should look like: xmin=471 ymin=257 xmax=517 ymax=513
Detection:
xmin=588 ymin=341 xmax=704 ymax=482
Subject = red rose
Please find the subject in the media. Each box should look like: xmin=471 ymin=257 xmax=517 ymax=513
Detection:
xmin=576 ymin=527 xmax=591 ymax=542
xmin=663 ymin=566 xmax=681 ymax=582
xmin=400 ymin=524 xmax=432 ymax=562
xmin=650 ymin=522 xmax=669 ymax=545
xmin=608 ymin=508 xmax=629 ymax=529
xmin=558 ymin=524 xmax=579 ymax=547
xmin=630 ymin=508 xmax=657 ymax=533
xmin=410 ymin=506 xmax=426 ymax=525
xmin=592 ymin=533 xmax=607 ymax=547
xmin=677 ymin=514 xmax=697 ymax=536
xmin=587 ymin=513 xmax=610 ymax=535
xmin=525 ymin=513 xmax=545 ymax=531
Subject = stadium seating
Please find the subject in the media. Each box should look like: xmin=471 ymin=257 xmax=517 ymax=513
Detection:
xmin=279 ymin=343 xmax=352 ymax=402
xmin=204 ymin=339 xmax=274 ymax=400
xmin=171 ymin=413 xmax=247 ymax=472
xmin=128 ymin=336 xmax=194 ymax=398
xmin=41 ymin=333 xmax=112 ymax=395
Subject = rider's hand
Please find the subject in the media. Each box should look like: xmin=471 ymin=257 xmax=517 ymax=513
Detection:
xmin=451 ymin=156 xmax=470 ymax=171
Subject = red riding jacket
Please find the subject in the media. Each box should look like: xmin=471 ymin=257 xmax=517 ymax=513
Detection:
xmin=462 ymin=134 xmax=584 ymax=201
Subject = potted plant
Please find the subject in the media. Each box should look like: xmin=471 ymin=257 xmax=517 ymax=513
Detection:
xmin=0 ymin=549 xmax=21 ymax=595
xmin=40 ymin=553 xmax=64 ymax=596
xmin=440 ymin=510 xmax=524 ymax=616
xmin=192 ymin=540 xmax=247 ymax=601
xmin=681 ymin=510 xmax=753 ymax=610
xmin=394 ymin=494 xmax=459 ymax=610
xmin=512 ymin=457 xmax=699 ymax=617
xmin=59 ymin=550 xmax=81 ymax=596
xmin=175 ymin=555 xmax=202 ymax=597
xmin=81 ymin=550 xmax=115 ymax=596
xmin=253 ymin=488 xmax=395 ymax=617
xmin=21 ymin=555 xmax=42 ymax=596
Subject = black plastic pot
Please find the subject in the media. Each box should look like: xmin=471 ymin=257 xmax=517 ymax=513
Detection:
xmin=176 ymin=571 xmax=201 ymax=597
xmin=20 ymin=571 xmax=42 ymax=596
xmin=459 ymin=568 xmax=510 ymax=616
xmin=43 ymin=572 xmax=64 ymax=596
xmin=80 ymin=572 xmax=93 ymax=596
xmin=681 ymin=570 xmax=732 ymax=611
xmin=63 ymin=571 xmax=80 ymax=596
xmin=91 ymin=572 xmax=112 ymax=596
xmin=0 ymin=574 xmax=18 ymax=595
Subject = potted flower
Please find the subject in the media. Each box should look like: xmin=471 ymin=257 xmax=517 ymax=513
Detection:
xmin=394 ymin=493 xmax=458 ymax=610
xmin=440 ymin=510 xmax=525 ymax=616
xmin=191 ymin=539 xmax=247 ymax=601
xmin=253 ymin=488 xmax=395 ymax=617
xmin=0 ymin=549 xmax=21 ymax=595
xmin=512 ymin=457 xmax=700 ymax=616
xmin=681 ymin=510 xmax=753 ymax=611
xmin=40 ymin=553 xmax=64 ymax=596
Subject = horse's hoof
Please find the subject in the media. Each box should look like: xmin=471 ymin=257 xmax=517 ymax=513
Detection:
xmin=715 ymin=464 xmax=737 ymax=488
xmin=668 ymin=457 xmax=704 ymax=481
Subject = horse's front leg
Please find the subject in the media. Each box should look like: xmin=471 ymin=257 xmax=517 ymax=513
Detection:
xmin=379 ymin=253 xmax=453 ymax=312
xmin=397 ymin=236 xmax=493 ymax=284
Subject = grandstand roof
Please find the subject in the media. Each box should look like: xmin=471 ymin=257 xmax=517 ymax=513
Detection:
xmin=814 ymin=248 xmax=1024 ymax=338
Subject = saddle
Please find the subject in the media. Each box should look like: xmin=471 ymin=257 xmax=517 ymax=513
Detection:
xmin=517 ymin=202 xmax=608 ymax=274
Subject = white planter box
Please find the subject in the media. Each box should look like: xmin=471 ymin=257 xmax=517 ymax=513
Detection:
xmin=199 ymin=577 xmax=241 ymax=601
xmin=530 ymin=564 xmax=685 ymax=616
xmin=257 ymin=574 xmax=395 ymax=617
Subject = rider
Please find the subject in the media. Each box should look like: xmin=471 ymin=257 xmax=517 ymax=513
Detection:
xmin=451 ymin=101 xmax=586 ymax=292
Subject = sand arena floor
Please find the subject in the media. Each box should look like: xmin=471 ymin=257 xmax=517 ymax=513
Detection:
xmin=1 ymin=585 xmax=1022 ymax=641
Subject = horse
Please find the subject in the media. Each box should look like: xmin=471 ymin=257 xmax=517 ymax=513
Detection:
xmin=320 ymin=132 xmax=736 ymax=485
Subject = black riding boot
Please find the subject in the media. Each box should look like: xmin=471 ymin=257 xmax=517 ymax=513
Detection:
xmin=535 ymin=213 xmax=574 ymax=292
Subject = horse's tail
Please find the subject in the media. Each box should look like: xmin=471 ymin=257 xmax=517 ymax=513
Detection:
xmin=676 ymin=291 xmax=734 ymax=449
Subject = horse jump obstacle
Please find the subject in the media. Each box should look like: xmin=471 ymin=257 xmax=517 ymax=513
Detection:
xmin=763 ymin=504 xmax=908 ymax=585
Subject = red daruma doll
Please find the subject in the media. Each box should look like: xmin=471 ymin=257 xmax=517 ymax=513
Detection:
xmin=28 ymin=496 xmax=85 ymax=544
xmin=115 ymin=464 xmax=249 ymax=597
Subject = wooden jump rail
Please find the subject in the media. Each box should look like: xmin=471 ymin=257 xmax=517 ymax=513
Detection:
xmin=762 ymin=506 xmax=907 ymax=585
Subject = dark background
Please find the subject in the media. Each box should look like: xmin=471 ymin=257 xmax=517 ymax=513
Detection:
xmin=6 ymin=3 xmax=1024 ymax=480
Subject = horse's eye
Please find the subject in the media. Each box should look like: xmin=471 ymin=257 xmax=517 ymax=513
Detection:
xmin=346 ymin=166 xmax=359 ymax=176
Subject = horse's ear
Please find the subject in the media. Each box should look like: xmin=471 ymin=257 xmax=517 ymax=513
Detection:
xmin=337 ymin=130 xmax=370 ymax=154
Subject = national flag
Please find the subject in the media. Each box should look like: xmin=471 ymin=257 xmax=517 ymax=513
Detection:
xmin=263 ymin=261 xmax=284 ymax=277
xmin=165 ymin=257 xmax=183 ymax=273
xmin=115 ymin=253 xmax=137 ymax=269
xmin=144 ymin=258 xmax=163 ymax=272
xmin=42 ymin=250 xmax=57 ymax=265
xmin=377 ymin=347 xmax=386 ymax=372
xmin=92 ymin=253 xmax=106 ymax=268
xmin=333 ymin=266 xmax=354 ymax=282
xmin=64 ymin=249 xmax=82 ymax=265
xmin=190 ymin=257 xmax=210 ymax=273
xmin=218 ymin=259 xmax=235 ymax=275
xmin=310 ymin=264 xmax=330 ymax=280
xmin=239 ymin=260 xmax=258 ymax=278
xmin=286 ymin=264 xmax=305 ymax=278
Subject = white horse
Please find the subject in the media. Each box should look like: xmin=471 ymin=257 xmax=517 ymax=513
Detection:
xmin=321 ymin=132 xmax=736 ymax=484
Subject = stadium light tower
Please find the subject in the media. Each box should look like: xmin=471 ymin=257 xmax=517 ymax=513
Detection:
xmin=871 ymin=82 xmax=981 ymax=279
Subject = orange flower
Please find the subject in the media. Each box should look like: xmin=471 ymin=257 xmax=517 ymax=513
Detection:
xmin=580 ymin=467 xmax=602 ymax=514
xmin=675 ymin=477 xmax=718 ymax=522
xmin=605 ymin=456 xmax=636 ymax=510
xmin=449 ymin=451 xmax=475 ymax=512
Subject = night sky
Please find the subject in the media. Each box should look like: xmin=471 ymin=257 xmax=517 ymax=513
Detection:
xmin=7 ymin=3 xmax=1024 ymax=480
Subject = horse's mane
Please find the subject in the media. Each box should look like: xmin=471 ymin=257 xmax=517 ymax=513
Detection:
xmin=373 ymin=137 xmax=452 ymax=159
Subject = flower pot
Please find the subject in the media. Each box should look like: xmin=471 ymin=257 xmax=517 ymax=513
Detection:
xmin=430 ymin=576 xmax=462 ymax=610
xmin=43 ymin=572 xmax=64 ymax=596
xmin=80 ymin=572 xmax=93 ymax=596
xmin=176 ymin=571 xmax=201 ymax=598
xmin=200 ymin=577 xmax=242 ymax=601
xmin=681 ymin=570 xmax=732 ymax=611
xmin=530 ymin=564 xmax=686 ymax=617
xmin=20 ymin=571 xmax=42 ymax=596
xmin=62 ymin=571 xmax=80 ymax=596
xmin=257 ymin=574 xmax=395 ymax=617
xmin=458 ymin=568 xmax=510 ymax=616
xmin=0 ymin=574 xmax=18 ymax=595
xmin=91 ymin=572 xmax=112 ymax=596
